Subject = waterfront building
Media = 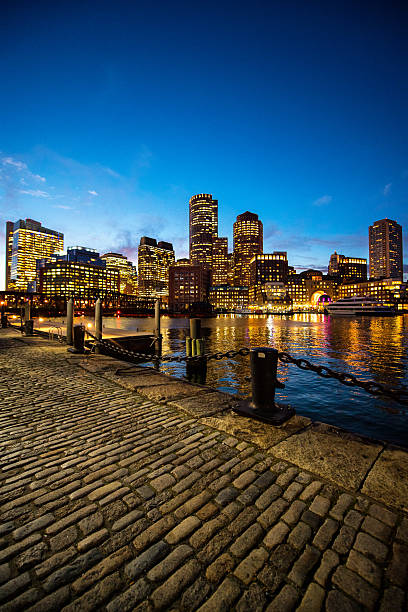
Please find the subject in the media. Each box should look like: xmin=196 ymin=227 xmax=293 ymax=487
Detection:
xmin=101 ymin=252 xmax=138 ymax=295
xmin=209 ymin=284 xmax=249 ymax=310
xmin=337 ymin=278 xmax=407 ymax=309
xmin=249 ymin=252 xmax=289 ymax=304
xmin=137 ymin=237 xmax=175 ymax=299
xmin=369 ymin=218 xmax=403 ymax=280
xmin=169 ymin=263 xmax=211 ymax=312
xmin=189 ymin=193 xmax=218 ymax=267
xmin=39 ymin=259 xmax=120 ymax=304
xmin=328 ymin=252 xmax=367 ymax=282
xmin=285 ymin=270 xmax=339 ymax=307
xmin=212 ymin=237 xmax=229 ymax=285
xmin=5 ymin=218 xmax=64 ymax=291
xmin=233 ymin=211 xmax=263 ymax=287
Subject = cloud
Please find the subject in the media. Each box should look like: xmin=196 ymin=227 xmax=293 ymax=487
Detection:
xmin=383 ymin=182 xmax=392 ymax=196
xmin=53 ymin=204 xmax=74 ymax=210
xmin=2 ymin=156 xmax=27 ymax=170
xmin=19 ymin=189 xmax=50 ymax=198
xmin=88 ymin=190 xmax=99 ymax=196
xmin=33 ymin=174 xmax=46 ymax=182
xmin=312 ymin=195 xmax=332 ymax=207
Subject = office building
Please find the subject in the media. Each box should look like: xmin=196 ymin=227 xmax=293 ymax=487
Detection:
xmin=6 ymin=218 xmax=64 ymax=291
xmin=369 ymin=218 xmax=403 ymax=280
xmin=233 ymin=211 xmax=263 ymax=286
xmin=328 ymin=252 xmax=367 ymax=282
xmin=209 ymin=285 xmax=249 ymax=310
xmin=138 ymin=237 xmax=175 ymax=299
xmin=169 ymin=263 xmax=211 ymax=312
xmin=212 ymin=237 xmax=229 ymax=285
xmin=337 ymin=278 xmax=407 ymax=309
xmin=249 ymin=252 xmax=288 ymax=303
xmin=39 ymin=260 xmax=119 ymax=303
xmin=101 ymin=252 xmax=138 ymax=295
xmin=189 ymin=193 xmax=218 ymax=267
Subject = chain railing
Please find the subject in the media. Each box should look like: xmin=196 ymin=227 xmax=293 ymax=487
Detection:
xmin=4 ymin=318 xmax=407 ymax=408
xmin=81 ymin=329 xmax=408 ymax=407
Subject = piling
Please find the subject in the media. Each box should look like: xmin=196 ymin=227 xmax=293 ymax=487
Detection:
xmin=66 ymin=298 xmax=74 ymax=346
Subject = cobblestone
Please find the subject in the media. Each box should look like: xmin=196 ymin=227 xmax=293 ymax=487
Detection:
xmin=0 ymin=332 xmax=406 ymax=612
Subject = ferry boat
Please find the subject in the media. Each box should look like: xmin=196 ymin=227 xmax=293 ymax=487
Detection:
xmin=326 ymin=296 xmax=396 ymax=316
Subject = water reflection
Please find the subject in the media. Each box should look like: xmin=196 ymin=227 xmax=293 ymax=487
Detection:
xmin=64 ymin=313 xmax=408 ymax=447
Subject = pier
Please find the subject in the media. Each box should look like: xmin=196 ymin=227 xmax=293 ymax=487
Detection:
xmin=0 ymin=326 xmax=407 ymax=611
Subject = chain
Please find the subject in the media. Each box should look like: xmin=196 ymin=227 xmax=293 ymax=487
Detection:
xmin=77 ymin=329 xmax=408 ymax=406
xmin=277 ymin=351 xmax=408 ymax=406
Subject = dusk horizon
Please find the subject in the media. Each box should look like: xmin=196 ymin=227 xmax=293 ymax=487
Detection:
xmin=1 ymin=0 xmax=407 ymax=287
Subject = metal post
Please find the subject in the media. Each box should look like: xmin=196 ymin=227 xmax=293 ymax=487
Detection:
xmin=232 ymin=347 xmax=295 ymax=425
xmin=1 ymin=305 xmax=7 ymax=328
xmin=68 ymin=324 xmax=85 ymax=353
xmin=189 ymin=318 xmax=201 ymax=341
xmin=154 ymin=299 xmax=162 ymax=356
xmin=66 ymin=298 xmax=74 ymax=346
xmin=95 ymin=298 xmax=102 ymax=340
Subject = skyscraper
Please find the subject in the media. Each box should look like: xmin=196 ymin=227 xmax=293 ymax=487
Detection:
xmin=138 ymin=237 xmax=175 ymax=299
xmin=6 ymin=218 xmax=64 ymax=291
xmin=212 ymin=237 xmax=229 ymax=285
xmin=189 ymin=193 xmax=218 ymax=267
xmin=328 ymin=251 xmax=367 ymax=282
xmin=369 ymin=218 xmax=403 ymax=280
xmin=233 ymin=211 xmax=263 ymax=286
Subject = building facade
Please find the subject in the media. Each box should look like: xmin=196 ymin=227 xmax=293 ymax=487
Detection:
xmin=189 ymin=193 xmax=218 ymax=268
xmin=212 ymin=237 xmax=229 ymax=285
xmin=209 ymin=285 xmax=249 ymax=310
xmin=6 ymin=219 xmax=64 ymax=291
xmin=249 ymin=252 xmax=289 ymax=304
xmin=233 ymin=211 xmax=263 ymax=287
xmin=169 ymin=264 xmax=211 ymax=312
xmin=39 ymin=261 xmax=120 ymax=303
xmin=328 ymin=252 xmax=367 ymax=282
xmin=101 ymin=252 xmax=138 ymax=295
xmin=137 ymin=237 xmax=175 ymax=299
xmin=337 ymin=278 xmax=407 ymax=308
xmin=369 ymin=218 xmax=403 ymax=280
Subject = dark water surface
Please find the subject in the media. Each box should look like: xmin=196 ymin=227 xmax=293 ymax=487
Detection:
xmin=81 ymin=313 xmax=408 ymax=448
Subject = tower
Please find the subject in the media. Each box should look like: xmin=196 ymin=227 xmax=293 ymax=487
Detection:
xmin=189 ymin=193 xmax=218 ymax=267
xmin=369 ymin=218 xmax=403 ymax=280
xmin=233 ymin=211 xmax=263 ymax=286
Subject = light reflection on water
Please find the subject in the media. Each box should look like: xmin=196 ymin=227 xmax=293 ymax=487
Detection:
xmin=78 ymin=313 xmax=408 ymax=448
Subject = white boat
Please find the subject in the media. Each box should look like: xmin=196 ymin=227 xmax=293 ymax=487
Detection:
xmin=326 ymin=296 xmax=396 ymax=316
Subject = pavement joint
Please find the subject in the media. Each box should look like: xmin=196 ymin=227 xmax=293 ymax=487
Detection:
xmin=0 ymin=329 xmax=407 ymax=611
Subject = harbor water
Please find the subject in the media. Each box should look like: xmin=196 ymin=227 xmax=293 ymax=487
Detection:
xmin=64 ymin=313 xmax=408 ymax=448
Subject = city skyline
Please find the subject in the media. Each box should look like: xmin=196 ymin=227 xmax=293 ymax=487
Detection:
xmin=1 ymin=1 xmax=407 ymax=288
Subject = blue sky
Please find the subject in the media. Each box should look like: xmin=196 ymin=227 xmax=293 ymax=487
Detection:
xmin=1 ymin=0 xmax=407 ymax=288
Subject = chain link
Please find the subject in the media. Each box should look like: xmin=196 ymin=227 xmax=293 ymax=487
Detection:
xmin=57 ymin=328 xmax=408 ymax=407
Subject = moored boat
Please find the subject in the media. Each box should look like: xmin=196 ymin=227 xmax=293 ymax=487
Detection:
xmin=326 ymin=296 xmax=396 ymax=316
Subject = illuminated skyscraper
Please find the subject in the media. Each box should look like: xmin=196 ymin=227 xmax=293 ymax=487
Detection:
xmin=189 ymin=193 xmax=218 ymax=267
xmin=328 ymin=251 xmax=367 ymax=281
xmin=138 ymin=237 xmax=175 ymax=299
xmin=233 ymin=211 xmax=263 ymax=286
xmin=369 ymin=218 xmax=403 ymax=280
xmin=6 ymin=218 xmax=64 ymax=291
xmin=212 ymin=237 xmax=229 ymax=285
xmin=101 ymin=252 xmax=138 ymax=295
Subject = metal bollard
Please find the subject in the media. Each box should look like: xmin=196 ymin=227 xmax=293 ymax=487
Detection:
xmin=189 ymin=318 xmax=201 ymax=341
xmin=232 ymin=347 xmax=295 ymax=425
xmin=67 ymin=324 xmax=85 ymax=354
xmin=1 ymin=305 xmax=7 ymax=328
xmin=95 ymin=298 xmax=102 ymax=354
xmin=154 ymin=299 xmax=162 ymax=356
xmin=23 ymin=319 xmax=34 ymax=336
xmin=66 ymin=298 xmax=74 ymax=346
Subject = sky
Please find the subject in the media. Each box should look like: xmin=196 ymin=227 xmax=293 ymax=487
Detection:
xmin=1 ymin=0 xmax=407 ymax=289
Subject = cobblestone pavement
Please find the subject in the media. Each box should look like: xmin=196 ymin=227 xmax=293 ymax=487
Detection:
xmin=0 ymin=330 xmax=407 ymax=611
